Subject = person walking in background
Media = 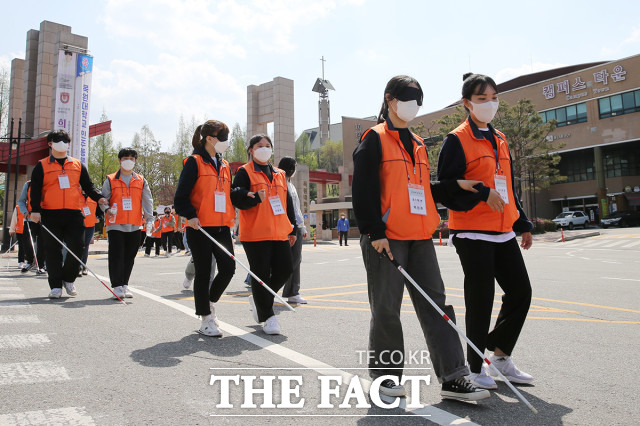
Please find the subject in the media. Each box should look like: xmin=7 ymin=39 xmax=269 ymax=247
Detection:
xmin=231 ymin=134 xmax=296 ymax=335
xmin=102 ymin=147 xmax=154 ymax=299
xmin=337 ymin=213 xmax=350 ymax=246
xmin=352 ymin=75 xmax=488 ymax=401
xmin=79 ymin=192 xmax=101 ymax=276
xmin=174 ymin=119 xmax=237 ymax=337
xmin=145 ymin=212 xmax=163 ymax=257
xmin=437 ymin=72 xmax=534 ymax=389
xmin=18 ymin=181 xmax=46 ymax=275
xmin=278 ymin=156 xmax=308 ymax=305
xmin=29 ymin=130 xmax=108 ymax=299
xmin=9 ymin=206 xmax=26 ymax=269
xmin=160 ymin=206 xmax=176 ymax=256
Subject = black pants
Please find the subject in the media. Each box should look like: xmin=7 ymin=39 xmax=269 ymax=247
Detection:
xmin=17 ymin=232 xmax=25 ymax=263
xmin=339 ymin=231 xmax=348 ymax=246
xmin=174 ymin=231 xmax=184 ymax=250
xmin=41 ymin=211 xmax=84 ymax=289
xmin=242 ymin=240 xmax=293 ymax=322
xmin=22 ymin=221 xmax=46 ymax=267
xmin=108 ymin=230 xmax=141 ymax=288
xmin=161 ymin=231 xmax=174 ymax=253
xmin=454 ymin=237 xmax=532 ymax=373
xmin=186 ymin=226 xmax=236 ymax=316
xmin=282 ymin=226 xmax=303 ymax=298
xmin=145 ymin=237 xmax=161 ymax=255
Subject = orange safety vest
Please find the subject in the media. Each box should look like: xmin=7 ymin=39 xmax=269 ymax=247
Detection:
xmin=161 ymin=214 xmax=175 ymax=232
xmin=107 ymin=171 xmax=145 ymax=226
xmin=152 ymin=218 xmax=162 ymax=238
xmin=15 ymin=206 xmax=24 ymax=234
xmin=81 ymin=197 xmax=98 ymax=228
xmin=184 ymin=154 xmax=235 ymax=228
xmin=361 ymin=121 xmax=441 ymax=240
xmin=39 ymin=156 xmax=83 ymax=211
xmin=447 ymin=118 xmax=519 ymax=233
xmin=238 ymin=162 xmax=292 ymax=242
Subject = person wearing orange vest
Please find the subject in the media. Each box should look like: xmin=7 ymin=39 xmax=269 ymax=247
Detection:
xmin=231 ymin=134 xmax=297 ymax=336
xmin=102 ymin=147 xmax=154 ymax=300
xmin=29 ymin=130 xmax=108 ymax=299
xmin=79 ymin=193 xmax=101 ymax=276
xmin=160 ymin=206 xmax=176 ymax=256
xmin=173 ymin=211 xmax=185 ymax=253
xmin=18 ymin=180 xmax=46 ymax=274
xmin=174 ymin=120 xmax=236 ymax=337
xmin=352 ymin=76 xmax=488 ymax=402
xmin=9 ymin=206 xmax=25 ymax=268
xmin=437 ymin=73 xmax=534 ymax=390
xmin=144 ymin=212 xmax=163 ymax=256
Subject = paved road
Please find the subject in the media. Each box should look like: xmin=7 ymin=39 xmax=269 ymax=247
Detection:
xmin=1 ymin=228 xmax=638 ymax=425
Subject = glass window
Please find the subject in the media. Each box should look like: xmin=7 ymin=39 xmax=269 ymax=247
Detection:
xmin=622 ymin=92 xmax=636 ymax=113
xmin=599 ymin=98 xmax=611 ymax=118
xmin=610 ymin=95 xmax=623 ymax=115
xmin=546 ymin=110 xmax=556 ymax=122
xmin=556 ymin=108 xmax=567 ymax=125
xmin=635 ymin=90 xmax=640 ymax=109
xmin=566 ymin=105 xmax=577 ymax=123
xmin=599 ymin=90 xmax=640 ymax=119
xmin=539 ymin=112 xmax=546 ymax=123
xmin=577 ymin=103 xmax=587 ymax=121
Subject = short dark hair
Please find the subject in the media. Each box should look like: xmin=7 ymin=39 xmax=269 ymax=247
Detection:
xmin=278 ymin=156 xmax=296 ymax=177
xmin=461 ymin=73 xmax=498 ymax=112
xmin=118 ymin=147 xmax=138 ymax=159
xmin=377 ymin=75 xmax=423 ymax=124
xmin=47 ymin=130 xmax=70 ymax=143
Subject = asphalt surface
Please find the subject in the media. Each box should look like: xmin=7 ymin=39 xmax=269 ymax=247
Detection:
xmin=1 ymin=227 xmax=638 ymax=425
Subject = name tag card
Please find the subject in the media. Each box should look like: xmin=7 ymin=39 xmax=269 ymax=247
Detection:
xmin=58 ymin=174 xmax=70 ymax=189
xmin=122 ymin=197 xmax=133 ymax=211
xmin=215 ymin=191 xmax=227 ymax=213
xmin=82 ymin=206 xmax=91 ymax=216
xmin=494 ymin=175 xmax=510 ymax=204
xmin=408 ymin=183 xmax=427 ymax=216
xmin=269 ymin=195 xmax=285 ymax=215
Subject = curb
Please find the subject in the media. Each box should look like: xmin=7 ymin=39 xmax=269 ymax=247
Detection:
xmin=555 ymin=231 xmax=600 ymax=243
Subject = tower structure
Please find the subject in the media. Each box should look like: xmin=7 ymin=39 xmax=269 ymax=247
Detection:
xmin=311 ymin=56 xmax=335 ymax=146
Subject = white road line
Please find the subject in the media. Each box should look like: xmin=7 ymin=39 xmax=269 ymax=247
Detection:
xmin=0 ymin=361 xmax=71 ymax=385
xmin=600 ymin=241 xmax=626 ymax=248
xmin=0 ymin=287 xmax=22 ymax=292
xmin=622 ymin=241 xmax=640 ymax=248
xmin=99 ymin=274 xmax=475 ymax=425
xmin=338 ymin=259 xmax=350 ymax=262
xmin=0 ymin=334 xmax=51 ymax=349
xmin=579 ymin=240 xmax=609 ymax=247
xmin=0 ymin=300 xmax=31 ymax=308
xmin=602 ymin=277 xmax=640 ymax=282
xmin=0 ymin=315 xmax=39 ymax=324
xmin=0 ymin=407 xmax=95 ymax=425
xmin=157 ymin=272 xmax=184 ymax=275
xmin=0 ymin=294 xmax=26 ymax=300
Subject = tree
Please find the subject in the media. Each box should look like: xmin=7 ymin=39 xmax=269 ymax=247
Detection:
xmin=88 ymin=110 xmax=119 ymax=186
xmin=172 ymin=114 xmax=198 ymax=160
xmin=295 ymin=133 xmax=318 ymax=170
xmin=132 ymin=125 xmax=162 ymax=199
xmin=0 ymin=67 xmax=9 ymax=138
xmin=226 ymin=123 xmax=247 ymax=163
xmin=318 ymin=140 xmax=342 ymax=173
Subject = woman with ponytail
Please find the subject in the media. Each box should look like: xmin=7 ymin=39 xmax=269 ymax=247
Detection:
xmin=174 ymin=120 xmax=236 ymax=337
xmin=437 ymin=73 xmax=534 ymax=389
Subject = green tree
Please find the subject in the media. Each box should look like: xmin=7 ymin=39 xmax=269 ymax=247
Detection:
xmin=0 ymin=67 xmax=10 ymax=138
xmin=318 ymin=140 xmax=342 ymax=173
xmin=132 ymin=125 xmax=162 ymax=199
xmin=295 ymin=133 xmax=318 ymax=170
xmin=88 ymin=110 xmax=119 ymax=186
xmin=226 ymin=123 xmax=247 ymax=163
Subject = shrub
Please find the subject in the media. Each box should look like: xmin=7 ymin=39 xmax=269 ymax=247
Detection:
xmin=432 ymin=220 xmax=449 ymax=239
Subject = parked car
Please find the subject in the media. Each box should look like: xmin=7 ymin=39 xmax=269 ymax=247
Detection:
xmin=601 ymin=210 xmax=640 ymax=228
xmin=552 ymin=211 xmax=590 ymax=229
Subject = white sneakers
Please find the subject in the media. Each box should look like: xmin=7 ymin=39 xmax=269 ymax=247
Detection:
xmin=18 ymin=262 xmax=24 ymax=269
xmin=183 ymin=277 xmax=193 ymax=289
xmin=199 ymin=315 xmax=222 ymax=337
xmin=488 ymin=355 xmax=533 ymax=384
xmin=113 ymin=286 xmax=126 ymax=299
xmin=468 ymin=366 xmax=497 ymax=389
xmin=287 ymin=294 xmax=307 ymax=304
xmin=248 ymin=295 xmax=259 ymax=323
xmin=48 ymin=288 xmax=62 ymax=299
xmin=123 ymin=285 xmax=133 ymax=298
xmin=63 ymin=281 xmax=77 ymax=297
xmin=210 ymin=302 xmax=220 ymax=326
xmin=262 ymin=316 xmax=281 ymax=335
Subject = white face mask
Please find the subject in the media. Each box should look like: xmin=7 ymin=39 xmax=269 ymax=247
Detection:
xmin=51 ymin=141 xmax=68 ymax=152
xmin=253 ymin=146 xmax=273 ymax=163
xmin=469 ymin=100 xmax=499 ymax=123
xmin=121 ymin=159 xmax=135 ymax=171
xmin=215 ymin=140 xmax=230 ymax=153
xmin=394 ymin=99 xmax=420 ymax=122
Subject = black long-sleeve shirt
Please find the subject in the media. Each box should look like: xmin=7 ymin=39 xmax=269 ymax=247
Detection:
xmin=231 ymin=162 xmax=296 ymax=236
xmin=351 ymin=123 xmax=466 ymax=241
xmin=437 ymin=117 xmax=533 ymax=234
xmin=29 ymin=155 xmax=103 ymax=213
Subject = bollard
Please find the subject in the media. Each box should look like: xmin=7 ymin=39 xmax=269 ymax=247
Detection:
xmin=439 ymin=230 xmax=442 ymax=246
xmin=561 ymin=227 xmax=565 ymax=242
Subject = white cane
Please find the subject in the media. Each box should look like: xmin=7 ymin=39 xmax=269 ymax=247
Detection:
xmin=2 ymin=239 xmax=20 ymax=270
xmin=40 ymin=222 xmax=127 ymax=305
xmin=25 ymin=222 xmax=40 ymax=271
xmin=382 ymin=250 xmax=537 ymax=414
xmin=198 ymin=227 xmax=296 ymax=313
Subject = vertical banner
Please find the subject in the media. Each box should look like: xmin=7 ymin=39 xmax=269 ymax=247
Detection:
xmin=72 ymin=54 xmax=93 ymax=167
xmin=53 ymin=50 xmax=76 ymax=134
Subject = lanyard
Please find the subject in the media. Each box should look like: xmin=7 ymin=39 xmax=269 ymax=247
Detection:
xmin=392 ymin=134 xmax=424 ymax=185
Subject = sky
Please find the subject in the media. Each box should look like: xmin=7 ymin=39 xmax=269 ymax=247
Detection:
xmin=2 ymin=0 xmax=640 ymax=151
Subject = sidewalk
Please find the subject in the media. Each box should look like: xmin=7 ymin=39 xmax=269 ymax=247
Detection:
xmin=530 ymin=228 xmax=600 ymax=242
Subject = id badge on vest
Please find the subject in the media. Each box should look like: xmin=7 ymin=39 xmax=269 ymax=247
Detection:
xmin=269 ymin=195 xmax=285 ymax=216
xmin=408 ymin=183 xmax=427 ymax=216
xmin=215 ymin=191 xmax=226 ymax=213
xmin=58 ymin=174 xmax=70 ymax=189
xmin=122 ymin=197 xmax=133 ymax=211
xmin=494 ymin=174 xmax=510 ymax=204
xmin=82 ymin=206 xmax=91 ymax=216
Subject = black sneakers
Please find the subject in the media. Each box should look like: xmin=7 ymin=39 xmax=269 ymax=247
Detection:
xmin=378 ymin=379 xmax=407 ymax=397
xmin=441 ymin=376 xmax=490 ymax=401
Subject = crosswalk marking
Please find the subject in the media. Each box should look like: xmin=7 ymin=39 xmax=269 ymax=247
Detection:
xmin=0 ymin=334 xmax=51 ymax=349
xmin=0 ymin=361 xmax=70 ymax=385
xmin=0 ymin=287 xmax=22 ymax=292
xmin=601 ymin=240 xmax=626 ymax=248
xmin=0 ymin=315 xmax=39 ymax=324
xmin=0 ymin=294 xmax=26 ymax=300
xmin=0 ymin=407 xmax=95 ymax=425
xmin=0 ymin=300 xmax=31 ymax=308
xmin=622 ymin=241 xmax=640 ymax=248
